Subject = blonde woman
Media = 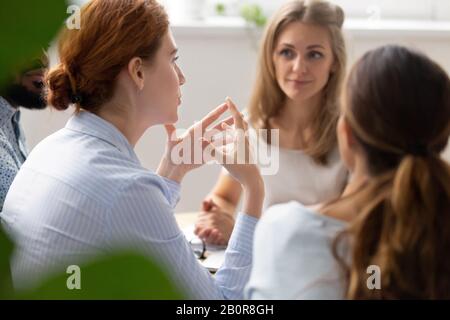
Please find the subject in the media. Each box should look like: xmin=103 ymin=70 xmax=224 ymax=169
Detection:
xmin=195 ymin=0 xmax=348 ymax=245
xmin=246 ymin=45 xmax=450 ymax=299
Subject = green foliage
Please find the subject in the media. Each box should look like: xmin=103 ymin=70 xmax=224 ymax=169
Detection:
xmin=240 ymin=4 xmax=267 ymax=27
xmin=0 ymin=0 xmax=67 ymax=89
xmin=0 ymin=229 xmax=14 ymax=299
xmin=0 ymin=227 xmax=185 ymax=300
xmin=17 ymin=252 xmax=185 ymax=300
xmin=215 ymin=3 xmax=226 ymax=16
xmin=0 ymin=0 xmax=186 ymax=300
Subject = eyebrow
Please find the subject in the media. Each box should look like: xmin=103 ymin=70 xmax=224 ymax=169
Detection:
xmin=279 ymin=43 xmax=325 ymax=50
xmin=307 ymin=44 xmax=325 ymax=50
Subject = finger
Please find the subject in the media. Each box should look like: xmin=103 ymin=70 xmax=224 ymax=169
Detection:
xmin=217 ymin=239 xmax=227 ymax=246
xmin=206 ymin=229 xmax=221 ymax=244
xmin=202 ymin=200 xmax=212 ymax=211
xmin=221 ymin=122 xmax=233 ymax=130
xmin=205 ymin=128 xmax=230 ymax=142
xmin=242 ymin=117 xmax=249 ymax=131
xmin=197 ymin=227 xmax=212 ymax=240
xmin=200 ymin=102 xmax=228 ymax=132
xmin=194 ymin=224 xmax=203 ymax=235
xmin=212 ymin=230 xmax=224 ymax=244
xmin=210 ymin=133 xmax=234 ymax=148
xmin=214 ymin=235 xmax=226 ymax=246
xmin=201 ymin=137 xmax=225 ymax=164
xmin=218 ymin=123 xmax=237 ymax=144
xmin=225 ymin=98 xmax=244 ymax=130
xmin=210 ymin=116 xmax=234 ymax=131
xmin=209 ymin=199 xmax=218 ymax=210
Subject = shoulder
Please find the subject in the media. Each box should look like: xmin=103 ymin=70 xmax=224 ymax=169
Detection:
xmin=256 ymin=202 xmax=344 ymax=248
xmin=248 ymin=202 xmax=347 ymax=299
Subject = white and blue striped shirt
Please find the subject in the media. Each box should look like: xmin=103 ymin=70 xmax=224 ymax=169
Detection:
xmin=0 ymin=111 xmax=258 ymax=299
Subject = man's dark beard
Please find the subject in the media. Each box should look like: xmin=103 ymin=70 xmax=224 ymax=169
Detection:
xmin=4 ymin=83 xmax=47 ymax=110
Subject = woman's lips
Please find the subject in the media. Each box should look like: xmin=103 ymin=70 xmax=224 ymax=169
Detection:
xmin=287 ymin=79 xmax=313 ymax=85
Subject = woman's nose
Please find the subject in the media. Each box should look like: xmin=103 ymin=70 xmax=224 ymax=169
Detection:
xmin=177 ymin=66 xmax=186 ymax=85
xmin=292 ymin=57 xmax=307 ymax=74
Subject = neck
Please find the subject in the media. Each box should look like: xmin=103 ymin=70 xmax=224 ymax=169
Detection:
xmin=342 ymin=167 xmax=368 ymax=198
xmin=321 ymin=159 xmax=370 ymax=222
xmin=95 ymin=101 xmax=145 ymax=147
xmin=272 ymin=94 xmax=322 ymax=149
xmin=277 ymin=94 xmax=322 ymax=133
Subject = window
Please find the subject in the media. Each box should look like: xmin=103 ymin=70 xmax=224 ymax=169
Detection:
xmin=166 ymin=0 xmax=450 ymax=21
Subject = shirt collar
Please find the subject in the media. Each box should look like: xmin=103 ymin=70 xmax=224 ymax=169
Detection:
xmin=0 ymin=96 xmax=18 ymax=126
xmin=65 ymin=111 xmax=140 ymax=164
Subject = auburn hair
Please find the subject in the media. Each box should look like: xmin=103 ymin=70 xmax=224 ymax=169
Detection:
xmin=333 ymin=45 xmax=450 ymax=299
xmin=247 ymin=0 xmax=346 ymax=164
xmin=46 ymin=0 xmax=169 ymax=112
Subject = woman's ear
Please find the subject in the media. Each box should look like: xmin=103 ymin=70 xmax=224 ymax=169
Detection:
xmin=128 ymin=57 xmax=145 ymax=90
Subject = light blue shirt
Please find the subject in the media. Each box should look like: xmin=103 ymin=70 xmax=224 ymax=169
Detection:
xmin=245 ymin=201 xmax=348 ymax=299
xmin=0 ymin=97 xmax=28 ymax=211
xmin=0 ymin=111 xmax=258 ymax=299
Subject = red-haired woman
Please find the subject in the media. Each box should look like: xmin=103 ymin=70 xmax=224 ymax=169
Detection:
xmin=1 ymin=0 xmax=263 ymax=299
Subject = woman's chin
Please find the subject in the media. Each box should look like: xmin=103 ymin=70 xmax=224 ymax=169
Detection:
xmin=167 ymin=113 xmax=178 ymax=124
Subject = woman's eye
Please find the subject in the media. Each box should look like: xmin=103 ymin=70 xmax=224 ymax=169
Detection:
xmin=279 ymin=49 xmax=294 ymax=59
xmin=308 ymin=51 xmax=323 ymax=59
xmin=172 ymin=56 xmax=179 ymax=63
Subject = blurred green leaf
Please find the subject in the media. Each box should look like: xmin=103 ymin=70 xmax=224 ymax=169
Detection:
xmin=17 ymin=252 xmax=185 ymax=300
xmin=215 ymin=3 xmax=226 ymax=16
xmin=0 ymin=0 xmax=188 ymax=301
xmin=0 ymin=227 xmax=14 ymax=299
xmin=0 ymin=0 xmax=68 ymax=88
xmin=240 ymin=4 xmax=267 ymax=27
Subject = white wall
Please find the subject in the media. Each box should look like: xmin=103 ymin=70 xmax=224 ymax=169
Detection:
xmin=20 ymin=22 xmax=450 ymax=212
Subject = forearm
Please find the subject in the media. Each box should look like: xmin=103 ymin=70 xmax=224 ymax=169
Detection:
xmin=207 ymin=193 xmax=238 ymax=216
xmin=241 ymin=181 xmax=264 ymax=219
xmin=206 ymin=174 xmax=243 ymax=216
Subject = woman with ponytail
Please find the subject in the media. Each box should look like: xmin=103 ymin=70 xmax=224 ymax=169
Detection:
xmin=246 ymin=45 xmax=450 ymax=299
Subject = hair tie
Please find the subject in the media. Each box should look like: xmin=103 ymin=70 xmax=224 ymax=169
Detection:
xmin=70 ymin=93 xmax=83 ymax=104
xmin=408 ymin=144 xmax=430 ymax=157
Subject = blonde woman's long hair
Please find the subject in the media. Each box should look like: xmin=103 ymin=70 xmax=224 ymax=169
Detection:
xmin=333 ymin=45 xmax=450 ymax=299
xmin=248 ymin=0 xmax=346 ymax=164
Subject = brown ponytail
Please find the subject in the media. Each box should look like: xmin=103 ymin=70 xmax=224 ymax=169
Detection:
xmin=334 ymin=45 xmax=450 ymax=299
xmin=46 ymin=65 xmax=73 ymax=111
